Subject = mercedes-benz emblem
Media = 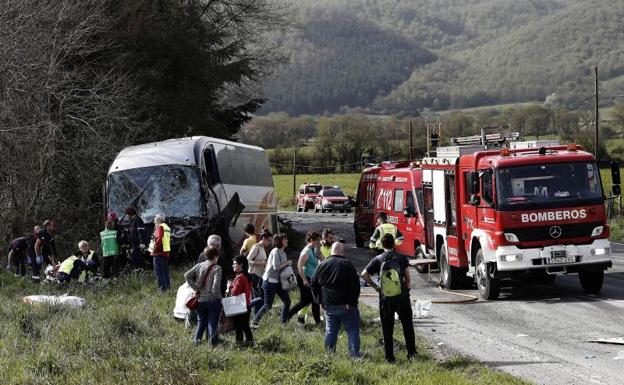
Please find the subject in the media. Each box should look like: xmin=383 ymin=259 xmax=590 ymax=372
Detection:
xmin=549 ymin=226 xmax=562 ymax=239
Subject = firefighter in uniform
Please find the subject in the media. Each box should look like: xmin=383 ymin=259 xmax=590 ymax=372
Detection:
xmin=369 ymin=212 xmax=403 ymax=252
xmin=150 ymin=214 xmax=171 ymax=293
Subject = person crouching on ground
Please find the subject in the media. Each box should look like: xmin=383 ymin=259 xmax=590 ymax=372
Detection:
xmin=185 ymin=247 xmax=222 ymax=346
xmin=57 ymin=254 xmax=88 ymax=284
xmin=250 ymin=233 xmax=291 ymax=328
xmin=229 ymin=255 xmax=254 ymax=346
xmin=361 ymin=233 xmax=416 ymax=363
xmin=311 ymin=241 xmax=361 ymax=358
xmin=76 ymin=241 xmax=99 ymax=283
xmin=150 ymin=214 xmax=171 ymax=293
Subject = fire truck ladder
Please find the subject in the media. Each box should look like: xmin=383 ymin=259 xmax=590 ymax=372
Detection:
xmin=452 ymin=128 xmax=520 ymax=149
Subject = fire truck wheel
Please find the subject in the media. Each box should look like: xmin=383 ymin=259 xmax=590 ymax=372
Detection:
xmin=475 ymin=249 xmax=500 ymax=300
xmin=415 ymin=248 xmax=428 ymax=274
xmin=579 ymin=269 xmax=604 ymax=294
xmin=440 ymin=246 xmax=463 ymax=290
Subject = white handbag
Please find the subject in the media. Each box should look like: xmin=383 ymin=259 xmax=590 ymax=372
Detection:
xmin=222 ymin=293 xmax=247 ymax=317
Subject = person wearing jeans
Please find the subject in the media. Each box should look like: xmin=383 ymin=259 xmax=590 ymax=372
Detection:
xmin=251 ymin=233 xmax=291 ymax=328
xmin=310 ymin=242 xmax=361 ymax=358
xmin=150 ymin=214 xmax=171 ymax=292
xmin=185 ymin=247 xmax=222 ymax=346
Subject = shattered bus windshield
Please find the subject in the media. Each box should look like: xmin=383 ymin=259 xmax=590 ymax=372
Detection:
xmin=108 ymin=165 xmax=202 ymax=222
xmin=495 ymin=162 xmax=603 ymax=211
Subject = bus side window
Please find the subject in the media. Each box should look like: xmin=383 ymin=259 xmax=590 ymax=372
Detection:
xmin=203 ymin=147 xmax=220 ymax=186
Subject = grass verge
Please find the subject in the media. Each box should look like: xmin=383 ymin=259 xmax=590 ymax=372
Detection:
xmin=0 ymin=270 xmax=530 ymax=385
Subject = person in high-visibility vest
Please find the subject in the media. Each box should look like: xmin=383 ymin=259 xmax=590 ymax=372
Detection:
xmin=150 ymin=214 xmax=171 ymax=293
xmin=76 ymin=240 xmax=99 ymax=283
xmin=320 ymin=228 xmax=335 ymax=259
xmin=100 ymin=219 xmax=120 ymax=279
xmin=58 ymin=255 xmax=88 ymax=284
xmin=369 ymin=212 xmax=403 ymax=251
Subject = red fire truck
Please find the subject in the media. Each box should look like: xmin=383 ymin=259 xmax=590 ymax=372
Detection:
xmin=354 ymin=161 xmax=427 ymax=267
xmin=422 ymin=135 xmax=619 ymax=299
xmin=355 ymin=134 xmax=619 ymax=300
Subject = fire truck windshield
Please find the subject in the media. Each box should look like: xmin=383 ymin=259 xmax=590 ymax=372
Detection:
xmin=495 ymin=162 xmax=603 ymax=211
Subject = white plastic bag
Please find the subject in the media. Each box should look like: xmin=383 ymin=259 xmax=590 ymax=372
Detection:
xmin=22 ymin=294 xmax=86 ymax=308
xmin=280 ymin=264 xmax=298 ymax=291
xmin=415 ymin=300 xmax=432 ymax=318
xmin=222 ymin=293 xmax=247 ymax=317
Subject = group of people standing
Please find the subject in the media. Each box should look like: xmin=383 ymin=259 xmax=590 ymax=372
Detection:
xmin=181 ymin=219 xmax=416 ymax=363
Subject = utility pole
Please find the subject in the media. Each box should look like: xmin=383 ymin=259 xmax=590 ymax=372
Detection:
xmin=408 ymin=120 xmax=414 ymax=161
xmin=426 ymin=118 xmax=430 ymax=156
xmin=594 ymin=66 xmax=600 ymax=158
xmin=292 ymin=148 xmax=297 ymax=197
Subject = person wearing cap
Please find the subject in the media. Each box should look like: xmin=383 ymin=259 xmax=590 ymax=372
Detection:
xmin=100 ymin=219 xmax=120 ymax=279
xmin=320 ymin=229 xmax=335 ymax=259
xmin=150 ymin=214 xmax=171 ymax=293
xmin=310 ymin=242 xmax=361 ymax=358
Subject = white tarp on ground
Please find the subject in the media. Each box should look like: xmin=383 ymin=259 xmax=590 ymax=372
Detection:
xmin=22 ymin=295 xmax=86 ymax=308
xmin=173 ymin=282 xmax=195 ymax=320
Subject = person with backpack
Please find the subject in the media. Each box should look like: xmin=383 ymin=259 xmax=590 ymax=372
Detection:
xmin=229 ymin=255 xmax=254 ymax=346
xmin=361 ymin=233 xmax=416 ymax=363
xmin=286 ymin=230 xmax=323 ymax=325
xmin=185 ymin=247 xmax=222 ymax=346
xmin=247 ymin=231 xmax=271 ymax=299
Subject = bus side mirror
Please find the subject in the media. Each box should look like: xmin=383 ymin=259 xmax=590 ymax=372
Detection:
xmin=469 ymin=194 xmax=480 ymax=206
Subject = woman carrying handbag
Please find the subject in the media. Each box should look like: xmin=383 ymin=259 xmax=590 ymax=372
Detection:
xmin=227 ymin=255 xmax=254 ymax=346
xmin=184 ymin=247 xmax=222 ymax=346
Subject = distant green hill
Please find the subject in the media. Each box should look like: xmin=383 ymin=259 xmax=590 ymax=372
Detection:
xmin=261 ymin=0 xmax=624 ymax=115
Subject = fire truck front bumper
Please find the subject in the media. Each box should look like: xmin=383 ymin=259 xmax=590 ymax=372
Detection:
xmin=495 ymin=238 xmax=612 ymax=272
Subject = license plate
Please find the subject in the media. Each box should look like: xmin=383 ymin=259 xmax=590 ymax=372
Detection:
xmin=546 ymin=251 xmax=575 ymax=264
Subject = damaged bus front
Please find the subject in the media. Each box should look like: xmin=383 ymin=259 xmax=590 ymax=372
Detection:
xmin=106 ymin=137 xmax=278 ymax=259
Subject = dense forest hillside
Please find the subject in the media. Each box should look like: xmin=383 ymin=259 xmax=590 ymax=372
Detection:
xmin=260 ymin=0 xmax=624 ymax=115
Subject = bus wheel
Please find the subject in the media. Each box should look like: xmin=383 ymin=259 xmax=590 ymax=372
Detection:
xmin=440 ymin=246 xmax=464 ymax=290
xmin=579 ymin=269 xmax=604 ymax=294
xmin=415 ymin=248 xmax=428 ymax=274
xmin=474 ymin=249 xmax=500 ymax=300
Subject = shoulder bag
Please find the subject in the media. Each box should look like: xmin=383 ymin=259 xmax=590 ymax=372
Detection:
xmin=185 ymin=264 xmax=215 ymax=311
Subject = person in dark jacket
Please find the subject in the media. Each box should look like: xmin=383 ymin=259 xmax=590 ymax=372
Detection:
xmin=310 ymin=242 xmax=361 ymax=358
xmin=107 ymin=212 xmax=127 ymax=275
xmin=7 ymin=237 xmax=29 ymax=276
xmin=34 ymin=220 xmax=58 ymax=281
xmin=125 ymin=207 xmax=146 ymax=271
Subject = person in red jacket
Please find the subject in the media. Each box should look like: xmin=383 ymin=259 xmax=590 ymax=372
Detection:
xmin=229 ymin=255 xmax=253 ymax=346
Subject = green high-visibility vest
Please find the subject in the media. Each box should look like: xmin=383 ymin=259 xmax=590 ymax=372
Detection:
xmin=373 ymin=223 xmax=398 ymax=250
xmin=100 ymin=229 xmax=120 ymax=257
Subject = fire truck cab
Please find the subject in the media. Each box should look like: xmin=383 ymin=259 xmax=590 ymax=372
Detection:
xmin=354 ymin=162 xmax=428 ymax=267
xmin=422 ymin=134 xmax=617 ymax=299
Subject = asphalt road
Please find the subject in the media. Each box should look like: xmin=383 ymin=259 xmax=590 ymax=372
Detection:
xmin=280 ymin=212 xmax=624 ymax=385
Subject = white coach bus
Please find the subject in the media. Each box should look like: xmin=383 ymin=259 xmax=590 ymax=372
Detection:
xmin=106 ymin=137 xmax=277 ymax=258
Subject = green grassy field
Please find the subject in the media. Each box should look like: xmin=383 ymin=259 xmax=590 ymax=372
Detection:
xmin=273 ymin=173 xmax=360 ymax=210
xmin=0 ymin=270 xmax=529 ymax=385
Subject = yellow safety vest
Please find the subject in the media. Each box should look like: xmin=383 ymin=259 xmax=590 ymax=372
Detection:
xmin=371 ymin=223 xmax=399 ymax=249
xmin=79 ymin=250 xmax=95 ymax=283
xmin=59 ymin=256 xmax=78 ymax=275
xmin=161 ymin=223 xmax=171 ymax=252
xmin=320 ymin=244 xmax=331 ymax=259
